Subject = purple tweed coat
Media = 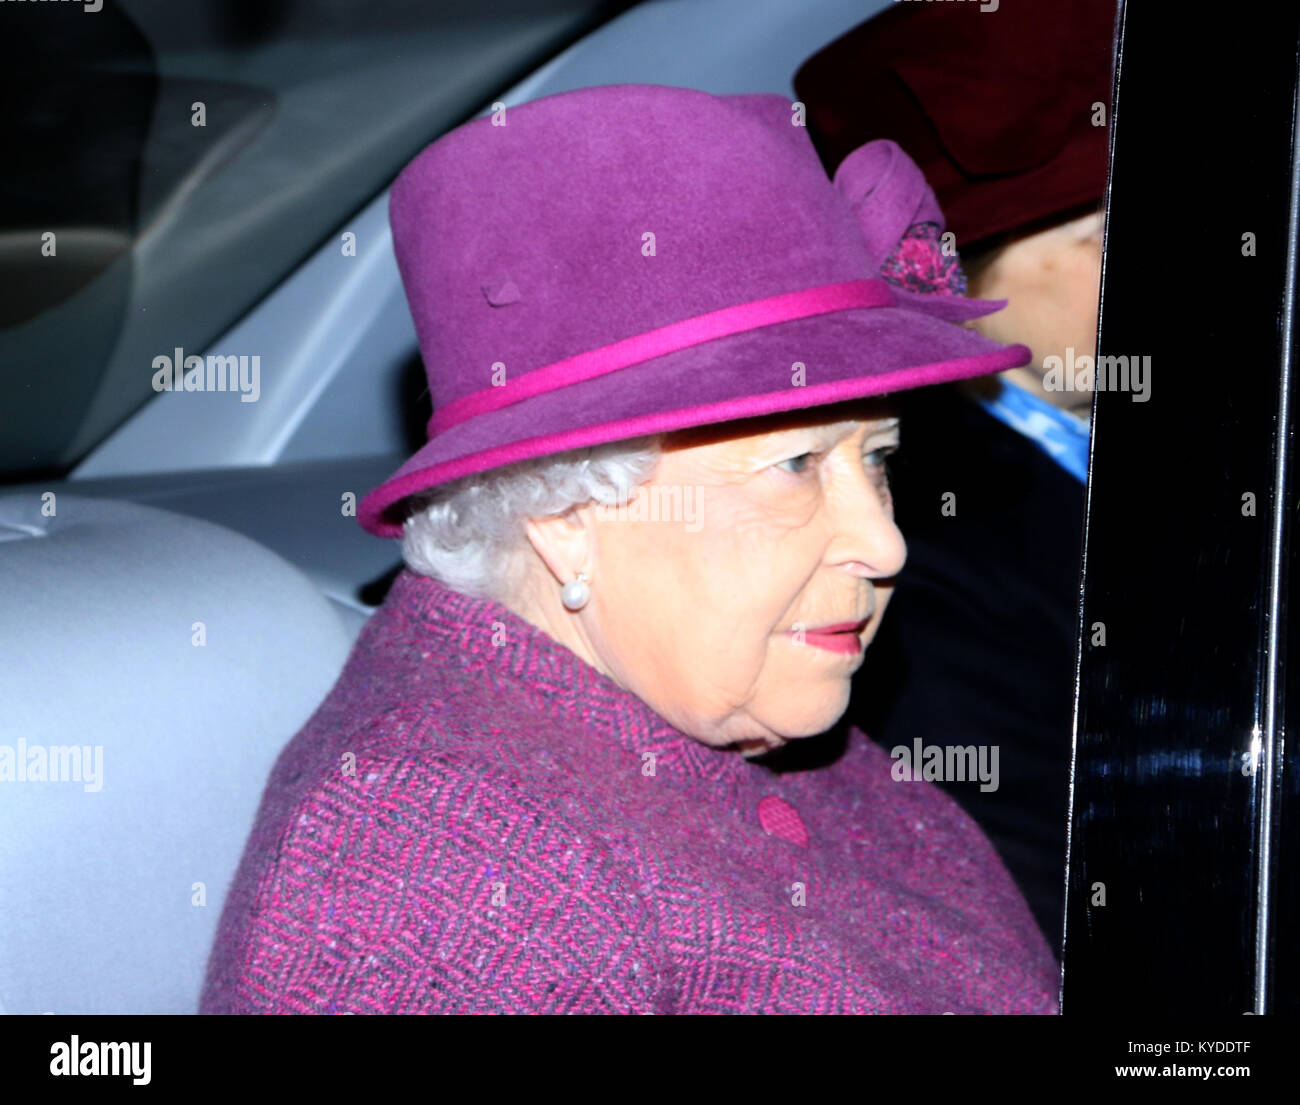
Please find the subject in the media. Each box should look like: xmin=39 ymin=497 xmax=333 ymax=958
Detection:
xmin=201 ymin=569 xmax=1059 ymax=1014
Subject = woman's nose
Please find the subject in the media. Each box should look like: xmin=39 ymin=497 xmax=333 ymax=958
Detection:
xmin=825 ymin=453 xmax=907 ymax=580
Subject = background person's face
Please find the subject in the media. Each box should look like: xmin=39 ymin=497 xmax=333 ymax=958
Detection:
xmin=582 ymin=403 xmax=905 ymax=756
xmin=968 ymin=209 xmax=1105 ymax=419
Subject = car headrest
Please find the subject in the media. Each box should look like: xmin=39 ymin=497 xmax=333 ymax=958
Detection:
xmin=0 ymin=492 xmax=354 ymax=1013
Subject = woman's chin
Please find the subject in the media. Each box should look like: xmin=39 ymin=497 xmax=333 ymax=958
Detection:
xmin=732 ymin=713 xmax=849 ymax=757
xmin=772 ymin=692 xmax=853 ymax=742
xmin=735 ymin=735 xmax=785 ymax=758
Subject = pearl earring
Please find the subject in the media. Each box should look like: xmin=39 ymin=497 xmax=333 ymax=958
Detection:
xmin=561 ymin=571 xmax=590 ymax=612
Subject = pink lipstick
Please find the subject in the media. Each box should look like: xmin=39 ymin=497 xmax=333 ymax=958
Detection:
xmin=789 ymin=619 xmax=869 ymax=655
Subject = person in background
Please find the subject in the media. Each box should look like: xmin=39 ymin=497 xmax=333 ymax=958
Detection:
xmin=791 ymin=0 xmax=1117 ymax=948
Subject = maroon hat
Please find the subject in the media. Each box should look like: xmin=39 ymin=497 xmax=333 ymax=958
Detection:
xmin=358 ymin=85 xmax=1031 ymax=538
xmin=794 ymin=0 xmax=1117 ymax=250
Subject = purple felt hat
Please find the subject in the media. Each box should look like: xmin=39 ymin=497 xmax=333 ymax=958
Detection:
xmin=358 ymin=84 xmax=1030 ymax=537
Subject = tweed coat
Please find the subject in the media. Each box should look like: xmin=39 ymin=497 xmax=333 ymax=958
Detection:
xmin=201 ymin=569 xmax=1058 ymax=1014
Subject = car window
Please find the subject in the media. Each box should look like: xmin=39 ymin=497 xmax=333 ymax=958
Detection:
xmin=0 ymin=0 xmax=635 ymax=484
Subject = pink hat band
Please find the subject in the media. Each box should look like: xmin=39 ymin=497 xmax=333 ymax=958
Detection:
xmin=428 ymin=278 xmax=897 ymax=435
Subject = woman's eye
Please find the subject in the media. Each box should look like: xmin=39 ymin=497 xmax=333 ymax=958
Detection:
xmin=864 ymin=445 xmax=898 ymax=469
xmin=777 ymin=451 xmax=817 ymax=475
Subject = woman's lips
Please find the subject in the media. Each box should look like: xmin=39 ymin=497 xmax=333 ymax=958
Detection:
xmin=788 ymin=619 xmax=870 ymax=655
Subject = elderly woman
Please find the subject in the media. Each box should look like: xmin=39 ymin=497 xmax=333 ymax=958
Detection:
xmin=201 ymin=85 xmax=1057 ymax=1014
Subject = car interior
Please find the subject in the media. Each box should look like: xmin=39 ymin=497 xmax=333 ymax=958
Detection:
xmin=0 ymin=0 xmax=888 ymax=1015
xmin=8 ymin=0 xmax=1300 ymax=1025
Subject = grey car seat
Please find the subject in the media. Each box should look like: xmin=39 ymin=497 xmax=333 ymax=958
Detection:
xmin=0 ymin=492 xmax=355 ymax=1013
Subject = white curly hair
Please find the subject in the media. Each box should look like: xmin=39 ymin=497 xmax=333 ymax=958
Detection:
xmin=400 ymin=436 xmax=663 ymax=602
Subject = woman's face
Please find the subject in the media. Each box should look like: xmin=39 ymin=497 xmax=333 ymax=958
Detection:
xmin=534 ymin=401 xmax=905 ymax=757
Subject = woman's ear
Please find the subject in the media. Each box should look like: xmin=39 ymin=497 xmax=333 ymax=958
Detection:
xmin=522 ymin=507 xmax=595 ymax=588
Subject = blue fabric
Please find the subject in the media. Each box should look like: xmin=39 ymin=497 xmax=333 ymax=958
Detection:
xmin=971 ymin=377 xmax=1090 ymax=483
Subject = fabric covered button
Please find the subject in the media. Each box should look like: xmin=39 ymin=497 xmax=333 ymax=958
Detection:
xmin=481 ymin=276 xmax=521 ymax=307
xmin=757 ymin=795 xmax=809 ymax=847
